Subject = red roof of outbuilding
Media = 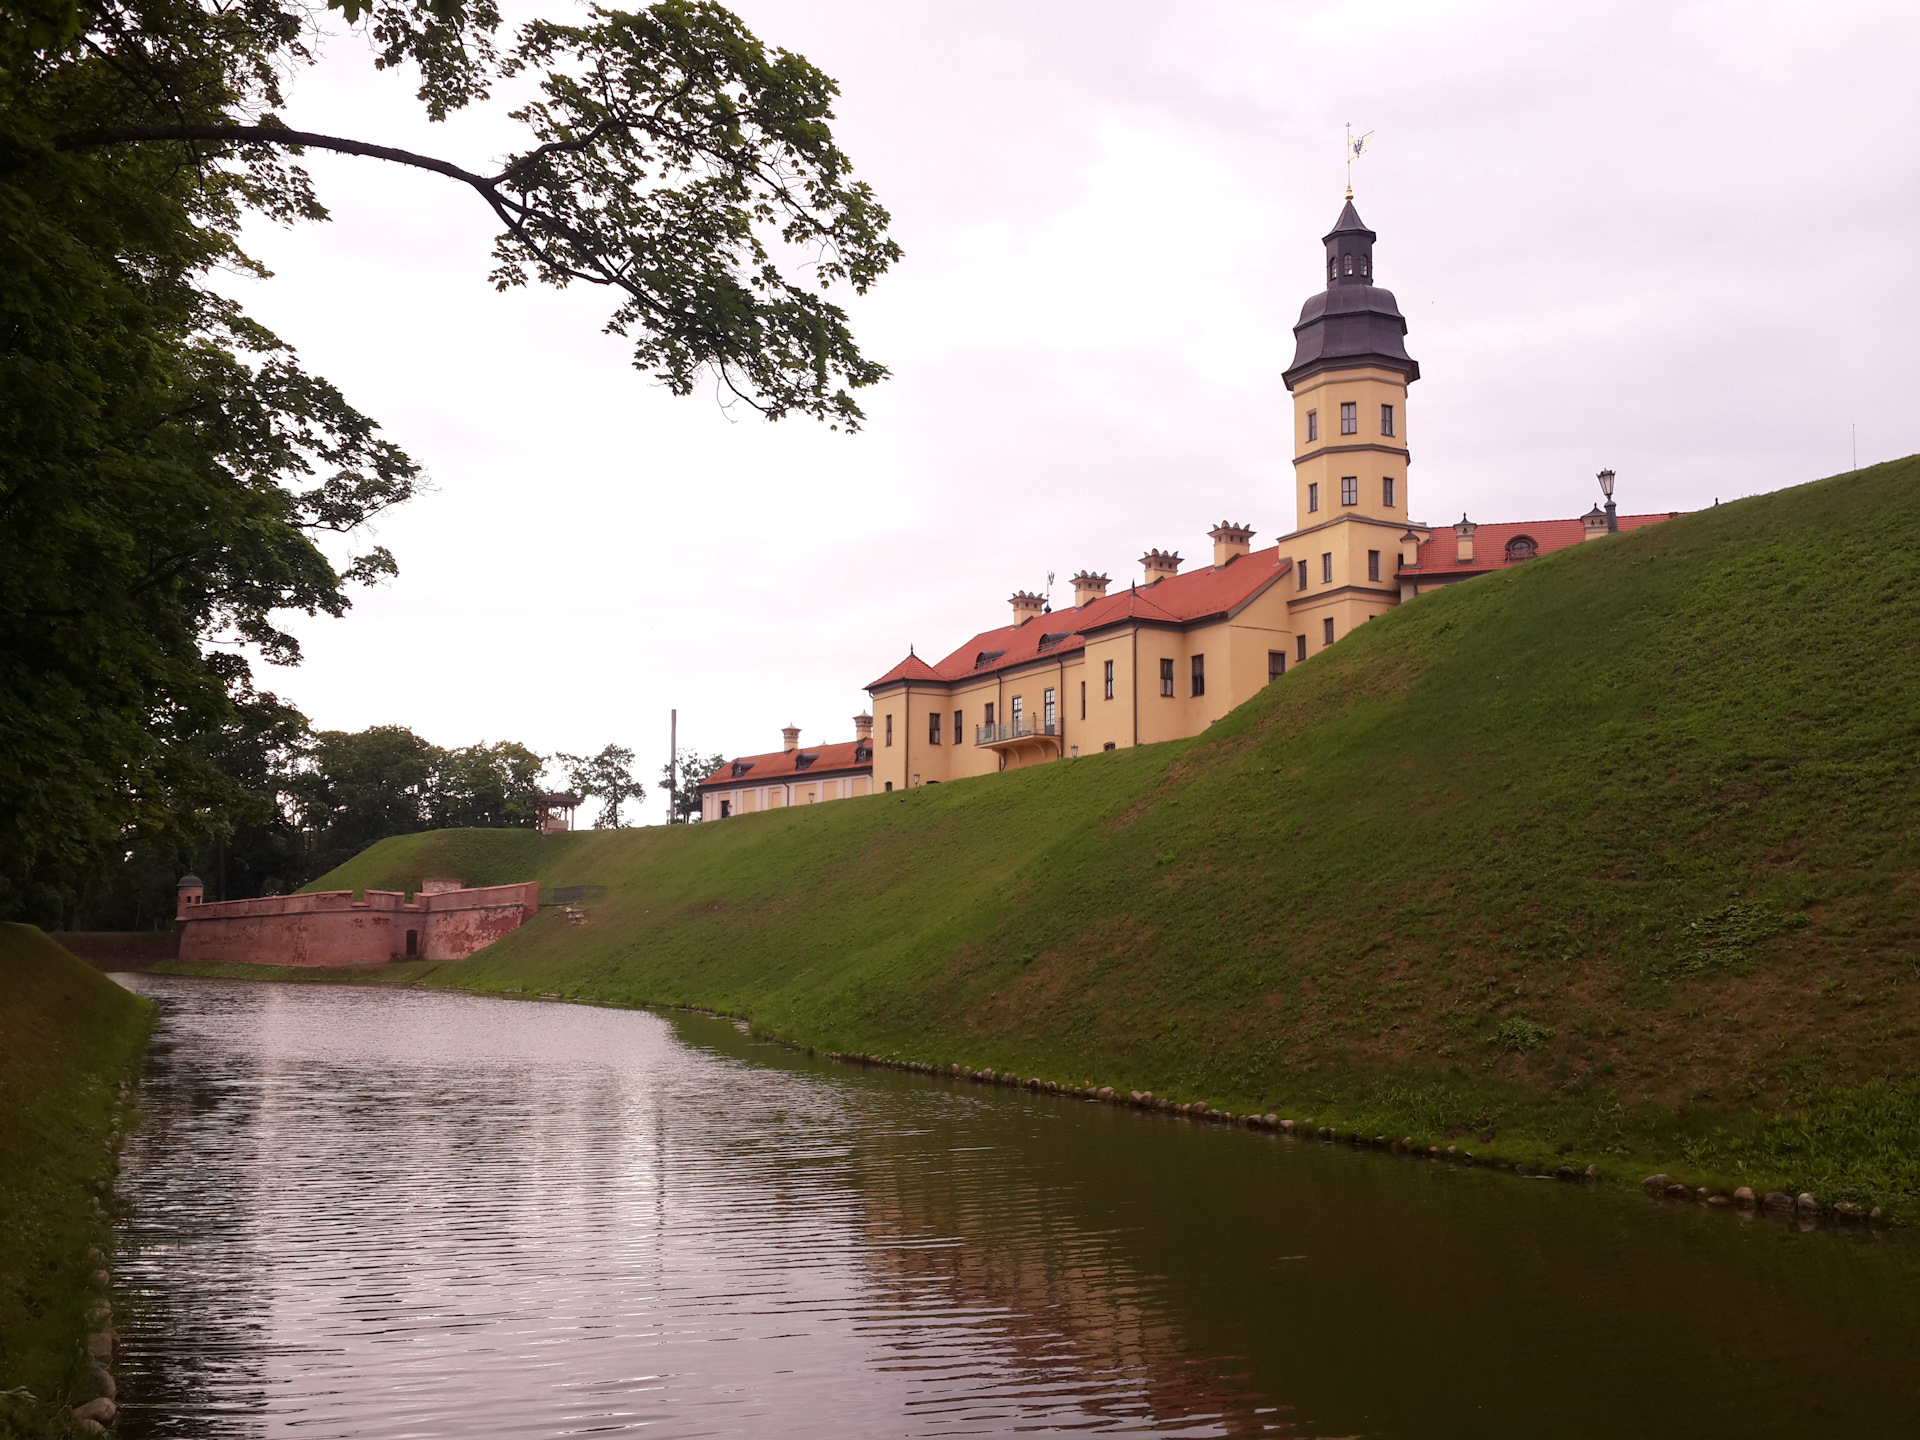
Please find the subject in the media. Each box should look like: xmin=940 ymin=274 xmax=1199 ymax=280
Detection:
xmin=698 ymin=738 xmax=872 ymax=790
xmin=1399 ymin=512 xmax=1679 ymax=578
xmin=867 ymin=548 xmax=1294 ymax=690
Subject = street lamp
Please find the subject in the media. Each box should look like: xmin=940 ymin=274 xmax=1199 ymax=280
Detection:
xmin=1596 ymin=468 xmax=1617 ymax=534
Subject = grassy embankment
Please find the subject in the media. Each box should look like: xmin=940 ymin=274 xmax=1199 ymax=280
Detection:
xmin=164 ymin=460 xmax=1920 ymax=1211
xmin=0 ymin=926 xmax=150 ymax=1436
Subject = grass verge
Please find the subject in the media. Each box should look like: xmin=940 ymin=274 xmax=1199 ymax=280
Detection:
xmin=0 ymin=925 xmax=151 ymax=1435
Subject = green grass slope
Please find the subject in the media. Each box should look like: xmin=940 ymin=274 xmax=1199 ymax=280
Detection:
xmin=0 ymin=926 xmax=149 ymax=1433
xmin=271 ymin=459 xmax=1920 ymax=1208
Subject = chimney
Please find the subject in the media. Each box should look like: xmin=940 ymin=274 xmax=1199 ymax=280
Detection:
xmin=1140 ymin=549 xmax=1182 ymax=585
xmin=853 ymin=712 xmax=873 ymax=743
xmin=1208 ymin=521 xmax=1255 ymax=567
xmin=1070 ymin=570 xmax=1111 ymax=607
xmin=781 ymin=724 xmax=800 ymax=753
xmin=1009 ymin=590 xmax=1045 ymax=625
xmin=175 ymin=872 xmax=205 ymax=920
xmin=1453 ymin=515 xmax=1477 ymax=565
xmin=1580 ymin=505 xmax=1610 ymax=541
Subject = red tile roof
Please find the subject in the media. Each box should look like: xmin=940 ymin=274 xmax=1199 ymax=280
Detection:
xmin=867 ymin=548 xmax=1294 ymax=689
xmin=698 ymin=738 xmax=871 ymax=789
xmin=1399 ymin=512 xmax=1679 ymax=578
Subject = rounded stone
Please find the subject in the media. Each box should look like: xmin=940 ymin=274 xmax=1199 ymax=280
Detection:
xmin=87 ymin=1363 xmax=115 ymax=1400
xmin=1833 ymin=1201 xmax=1866 ymax=1221
xmin=1733 ymin=1186 xmax=1756 ymax=1206
xmin=1707 ymin=1194 xmax=1731 ymax=1206
xmin=1763 ymin=1191 xmax=1793 ymax=1211
xmin=1797 ymin=1192 xmax=1820 ymax=1213
xmin=72 ymin=1398 xmax=115 ymax=1425
xmin=86 ymin=1331 xmax=113 ymax=1360
xmin=1665 ymin=1183 xmax=1692 ymax=1200
xmin=1642 ymin=1173 xmax=1670 ymax=1195
xmin=1584 ymin=1164 xmax=1599 ymax=1179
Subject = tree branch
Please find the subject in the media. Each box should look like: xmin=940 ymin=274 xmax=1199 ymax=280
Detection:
xmin=55 ymin=124 xmax=488 ymax=188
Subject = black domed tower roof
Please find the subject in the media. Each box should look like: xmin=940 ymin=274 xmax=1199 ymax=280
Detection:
xmin=1282 ymin=199 xmax=1419 ymax=390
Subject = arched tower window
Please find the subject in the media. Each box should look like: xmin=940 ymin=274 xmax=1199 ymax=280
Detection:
xmin=1504 ymin=535 xmax=1539 ymax=562
xmin=1343 ymin=253 xmax=1355 ymax=275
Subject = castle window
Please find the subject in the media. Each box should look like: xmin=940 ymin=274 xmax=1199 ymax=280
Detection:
xmin=1044 ymin=688 xmax=1056 ymax=730
xmin=1104 ymin=659 xmax=1114 ymax=699
xmin=929 ymin=711 xmax=941 ymax=745
xmin=720 ymin=799 xmax=731 ymax=818
xmin=1328 ymin=257 xmax=1338 ymax=281
xmin=1104 ymin=741 xmax=1117 ymax=751
xmin=984 ymin=701 xmax=995 ymax=725
xmin=1296 ymin=634 xmax=1307 ymax=663
xmin=1381 ymin=404 xmax=1395 ymax=436
xmin=1080 ymin=681 xmax=1086 ymax=719
xmin=1360 ymin=255 xmax=1370 ymax=278
xmin=1505 ymin=535 xmax=1539 ymax=562
xmin=1190 ymin=654 xmax=1205 ymax=697
xmin=1341 ymin=476 xmax=1358 ymax=506
xmin=1269 ymin=650 xmax=1286 ymax=681
xmin=1323 ymin=617 xmax=1336 ymax=646
xmin=1306 ymin=409 xmax=1318 ymax=442
xmin=954 ymin=710 xmax=962 ymax=745
xmin=1297 ymin=559 xmax=1308 ymax=591
xmin=884 ymin=714 xmax=892 ymax=747
xmin=1321 ymin=552 xmax=1333 ymax=583
xmin=1159 ymin=658 xmax=1175 ymax=697
xmin=885 ymin=781 xmax=893 ymax=791
xmin=1368 ymin=550 xmax=1381 ymax=582
xmin=1340 ymin=402 xmax=1357 ymax=435
xmin=1307 ymin=481 xmax=1320 ymax=512
xmin=1011 ymin=696 xmax=1023 ymax=728
xmin=1343 ymin=253 xmax=1354 ymax=275
xmin=1383 ymin=475 xmax=1396 ymax=507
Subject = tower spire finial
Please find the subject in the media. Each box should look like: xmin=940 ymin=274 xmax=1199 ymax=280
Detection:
xmin=1344 ymin=122 xmax=1374 ymax=199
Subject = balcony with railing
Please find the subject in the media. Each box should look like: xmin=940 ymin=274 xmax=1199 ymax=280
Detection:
xmin=974 ymin=717 xmax=1062 ymax=757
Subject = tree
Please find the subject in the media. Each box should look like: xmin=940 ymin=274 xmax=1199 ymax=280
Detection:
xmin=1 ymin=0 xmax=896 ymax=919
xmin=662 ymin=747 xmax=726 ymax=822
xmin=557 ymin=744 xmax=646 ymax=828
xmin=429 ymin=742 xmax=546 ymax=830
xmin=290 ymin=726 xmax=440 ymax=873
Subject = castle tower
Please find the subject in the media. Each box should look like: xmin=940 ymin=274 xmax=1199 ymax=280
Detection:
xmin=1283 ymin=199 xmax=1419 ymax=532
xmin=1279 ymin=199 xmax=1421 ymax=651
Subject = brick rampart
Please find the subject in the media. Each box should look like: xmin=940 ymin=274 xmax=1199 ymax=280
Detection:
xmin=176 ymin=882 xmax=539 ymax=966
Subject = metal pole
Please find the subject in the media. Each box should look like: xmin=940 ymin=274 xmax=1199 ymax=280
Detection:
xmin=669 ymin=708 xmax=677 ymax=823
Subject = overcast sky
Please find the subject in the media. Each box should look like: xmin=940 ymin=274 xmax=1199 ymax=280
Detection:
xmin=232 ymin=0 xmax=1920 ymax=821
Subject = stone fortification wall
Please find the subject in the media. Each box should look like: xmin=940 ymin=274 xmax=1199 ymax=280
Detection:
xmin=177 ymin=883 xmax=539 ymax=966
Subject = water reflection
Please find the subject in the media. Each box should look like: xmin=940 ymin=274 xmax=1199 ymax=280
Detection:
xmin=112 ymin=977 xmax=1920 ymax=1438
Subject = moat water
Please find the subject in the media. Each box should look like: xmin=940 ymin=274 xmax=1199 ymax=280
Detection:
xmin=110 ymin=975 xmax=1920 ymax=1438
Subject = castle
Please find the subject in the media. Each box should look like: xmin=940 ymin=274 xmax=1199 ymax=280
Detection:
xmin=699 ymin=199 xmax=1676 ymax=814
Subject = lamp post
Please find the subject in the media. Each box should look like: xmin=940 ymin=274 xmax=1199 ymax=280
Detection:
xmin=1597 ymin=469 xmax=1617 ymax=534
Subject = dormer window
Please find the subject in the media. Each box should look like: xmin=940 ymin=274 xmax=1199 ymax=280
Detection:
xmin=1504 ymin=535 xmax=1539 ymax=562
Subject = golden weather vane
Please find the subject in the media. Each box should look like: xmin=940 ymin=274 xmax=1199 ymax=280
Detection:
xmin=1345 ymin=122 xmax=1375 ymax=199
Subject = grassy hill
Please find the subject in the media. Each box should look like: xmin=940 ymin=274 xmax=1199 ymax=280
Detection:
xmin=239 ymin=458 xmax=1920 ymax=1209
xmin=0 ymin=926 xmax=150 ymax=1434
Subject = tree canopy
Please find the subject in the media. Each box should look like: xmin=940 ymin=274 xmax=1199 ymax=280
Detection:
xmin=0 ymin=0 xmax=896 ymax=918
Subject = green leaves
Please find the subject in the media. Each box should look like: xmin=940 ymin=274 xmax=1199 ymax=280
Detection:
xmin=494 ymin=3 xmax=901 ymax=428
